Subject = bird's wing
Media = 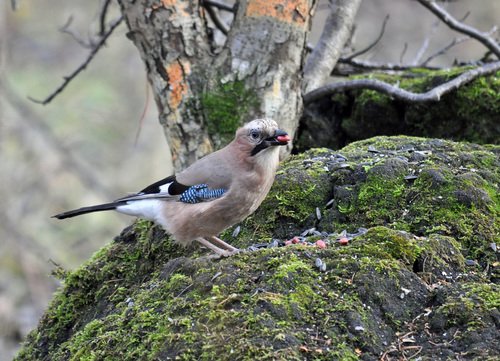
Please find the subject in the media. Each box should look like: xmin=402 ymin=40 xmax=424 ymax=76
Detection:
xmin=115 ymin=175 xmax=227 ymax=204
xmin=176 ymin=146 xmax=236 ymax=189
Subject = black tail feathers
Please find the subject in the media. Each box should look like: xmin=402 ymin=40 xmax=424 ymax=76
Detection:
xmin=52 ymin=202 xmax=122 ymax=219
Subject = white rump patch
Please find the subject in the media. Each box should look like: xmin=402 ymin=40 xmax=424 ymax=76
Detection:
xmin=116 ymin=200 xmax=164 ymax=221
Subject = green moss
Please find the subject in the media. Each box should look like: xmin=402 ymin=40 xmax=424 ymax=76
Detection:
xmin=361 ymin=227 xmax=422 ymax=265
xmin=224 ymin=152 xmax=331 ymax=245
xmin=201 ymin=80 xmax=259 ymax=145
xmin=22 ymin=237 xmax=415 ymax=360
xmin=433 ymin=283 xmax=500 ymax=331
xmin=356 ymin=176 xmax=406 ymax=225
xmin=17 ymin=137 xmax=500 ymax=360
xmin=324 ymin=137 xmax=499 ymax=263
xmin=456 ymin=75 xmax=500 ymax=126
xmin=343 ymin=69 xmax=500 ymax=144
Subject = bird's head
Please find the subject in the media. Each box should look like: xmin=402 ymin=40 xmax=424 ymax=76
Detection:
xmin=234 ymin=118 xmax=290 ymax=157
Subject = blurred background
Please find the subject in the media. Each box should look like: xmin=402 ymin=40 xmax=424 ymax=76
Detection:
xmin=0 ymin=0 xmax=498 ymax=358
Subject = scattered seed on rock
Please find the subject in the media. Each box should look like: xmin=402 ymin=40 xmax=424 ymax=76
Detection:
xmin=232 ymin=226 xmax=241 ymax=238
xmin=315 ymin=240 xmax=327 ymax=249
xmin=404 ymin=174 xmax=418 ymax=181
xmin=465 ymin=259 xmax=479 ymax=266
xmin=315 ymin=258 xmax=323 ymax=268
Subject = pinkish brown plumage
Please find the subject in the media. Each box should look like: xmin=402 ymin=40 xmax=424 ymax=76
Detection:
xmin=53 ymin=119 xmax=290 ymax=256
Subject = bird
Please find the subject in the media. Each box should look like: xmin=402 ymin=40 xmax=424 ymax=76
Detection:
xmin=53 ymin=118 xmax=290 ymax=257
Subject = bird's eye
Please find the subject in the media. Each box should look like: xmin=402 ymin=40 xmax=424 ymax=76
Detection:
xmin=250 ymin=130 xmax=260 ymax=140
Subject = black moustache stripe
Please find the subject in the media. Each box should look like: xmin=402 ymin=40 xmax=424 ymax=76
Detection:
xmin=251 ymin=141 xmax=270 ymax=156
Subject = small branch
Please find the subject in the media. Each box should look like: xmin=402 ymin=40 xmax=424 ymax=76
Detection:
xmin=412 ymin=17 xmax=441 ymax=66
xmin=98 ymin=0 xmax=113 ymax=36
xmin=335 ymin=58 xmax=441 ymax=75
xmin=399 ymin=42 xmax=408 ymax=64
xmin=29 ymin=16 xmax=123 ymax=105
xmin=59 ymin=16 xmax=94 ymax=49
xmin=202 ymin=0 xmax=236 ymax=12
xmin=345 ymin=14 xmax=389 ymax=60
xmin=304 ymin=61 xmax=500 ymax=104
xmin=417 ymin=0 xmax=500 ymax=58
xmin=204 ymin=3 xmax=230 ymax=35
xmin=420 ymin=36 xmax=470 ymax=66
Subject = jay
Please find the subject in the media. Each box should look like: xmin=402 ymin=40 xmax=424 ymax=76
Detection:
xmin=54 ymin=119 xmax=290 ymax=257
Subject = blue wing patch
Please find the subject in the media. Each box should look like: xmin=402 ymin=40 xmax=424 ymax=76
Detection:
xmin=180 ymin=184 xmax=226 ymax=204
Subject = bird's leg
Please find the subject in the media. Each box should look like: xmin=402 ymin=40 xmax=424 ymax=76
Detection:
xmin=210 ymin=236 xmax=239 ymax=253
xmin=196 ymin=238 xmax=233 ymax=257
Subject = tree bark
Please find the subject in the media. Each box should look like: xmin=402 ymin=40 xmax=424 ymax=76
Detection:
xmin=302 ymin=0 xmax=362 ymax=93
xmin=118 ymin=0 xmax=317 ymax=169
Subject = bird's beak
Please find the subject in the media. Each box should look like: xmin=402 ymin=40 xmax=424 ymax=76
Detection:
xmin=268 ymin=129 xmax=290 ymax=146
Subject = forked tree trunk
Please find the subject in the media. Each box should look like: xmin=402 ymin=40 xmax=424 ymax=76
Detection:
xmin=118 ymin=0 xmax=317 ymax=169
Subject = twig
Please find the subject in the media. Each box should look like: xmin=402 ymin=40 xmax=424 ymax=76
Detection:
xmin=416 ymin=10 xmax=473 ymax=66
xmin=303 ymin=0 xmax=363 ymax=93
xmin=29 ymin=16 xmax=123 ymax=105
xmin=134 ymin=75 xmax=151 ymax=146
xmin=400 ymin=42 xmax=408 ymax=64
xmin=202 ymin=0 xmax=236 ymax=12
xmin=204 ymin=3 xmax=230 ymax=35
xmin=98 ymin=0 xmax=113 ymax=36
xmin=334 ymin=58 xmax=441 ymax=75
xmin=460 ymin=11 xmax=471 ymax=23
xmin=420 ymin=36 xmax=470 ymax=66
xmin=417 ymin=0 xmax=500 ymax=58
xmin=304 ymin=61 xmax=500 ymax=104
xmin=345 ymin=14 xmax=389 ymax=60
xmin=412 ymin=17 xmax=441 ymax=66
xmin=59 ymin=16 xmax=94 ymax=49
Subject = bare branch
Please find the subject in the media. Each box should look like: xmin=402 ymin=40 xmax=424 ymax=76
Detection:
xmin=399 ymin=42 xmax=408 ymax=64
xmin=303 ymin=0 xmax=363 ymax=93
xmin=345 ymin=14 xmax=389 ymax=60
xmin=460 ymin=11 xmax=471 ymax=23
xmin=304 ymin=61 xmax=500 ymax=104
xmin=412 ymin=17 xmax=441 ymax=65
xmin=98 ymin=0 xmax=113 ymax=36
xmin=417 ymin=0 xmax=500 ymax=58
xmin=335 ymin=58 xmax=441 ymax=75
xmin=59 ymin=16 xmax=94 ymax=49
xmin=29 ymin=16 xmax=123 ymax=105
xmin=420 ymin=36 xmax=470 ymax=66
xmin=202 ymin=0 xmax=236 ymax=12
xmin=204 ymin=3 xmax=230 ymax=35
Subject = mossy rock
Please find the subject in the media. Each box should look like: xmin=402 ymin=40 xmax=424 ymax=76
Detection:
xmin=16 ymin=136 xmax=499 ymax=360
xmin=349 ymin=69 xmax=500 ymax=144
xmin=297 ymin=68 xmax=500 ymax=151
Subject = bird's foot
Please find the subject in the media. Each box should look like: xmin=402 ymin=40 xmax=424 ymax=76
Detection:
xmin=210 ymin=236 xmax=239 ymax=252
xmin=196 ymin=237 xmax=239 ymax=258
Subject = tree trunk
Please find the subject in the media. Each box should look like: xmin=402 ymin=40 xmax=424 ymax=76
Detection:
xmin=117 ymin=0 xmax=317 ymax=169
